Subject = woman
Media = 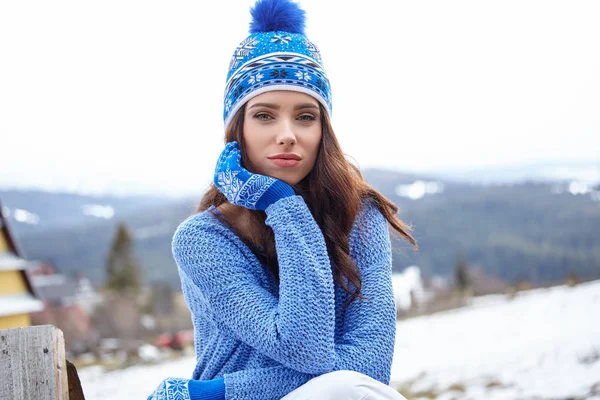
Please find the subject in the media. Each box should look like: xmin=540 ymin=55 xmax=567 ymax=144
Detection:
xmin=149 ymin=0 xmax=417 ymax=399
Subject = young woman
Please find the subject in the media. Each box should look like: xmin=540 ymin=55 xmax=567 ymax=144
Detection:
xmin=148 ymin=1 xmax=416 ymax=399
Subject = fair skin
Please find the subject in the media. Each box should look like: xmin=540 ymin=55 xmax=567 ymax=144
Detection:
xmin=219 ymin=90 xmax=322 ymax=239
xmin=242 ymin=90 xmax=322 ymax=185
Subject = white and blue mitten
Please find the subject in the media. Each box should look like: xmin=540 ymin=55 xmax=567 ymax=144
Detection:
xmin=147 ymin=377 xmax=225 ymax=400
xmin=213 ymin=141 xmax=295 ymax=211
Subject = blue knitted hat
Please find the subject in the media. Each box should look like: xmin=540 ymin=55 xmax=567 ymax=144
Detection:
xmin=223 ymin=0 xmax=332 ymax=130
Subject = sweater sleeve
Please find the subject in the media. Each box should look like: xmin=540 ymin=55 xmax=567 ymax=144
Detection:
xmin=332 ymin=198 xmax=397 ymax=384
xmin=173 ymin=195 xmax=336 ymax=375
xmin=222 ymin=200 xmax=397 ymax=400
xmin=223 ymin=366 xmax=316 ymax=400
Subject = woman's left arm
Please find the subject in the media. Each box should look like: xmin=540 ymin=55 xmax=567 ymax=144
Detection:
xmin=331 ymin=198 xmax=397 ymax=384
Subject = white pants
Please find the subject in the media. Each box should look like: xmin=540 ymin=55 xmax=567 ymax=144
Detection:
xmin=281 ymin=370 xmax=407 ymax=400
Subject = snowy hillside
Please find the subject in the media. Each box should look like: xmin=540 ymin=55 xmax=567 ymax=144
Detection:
xmin=77 ymin=280 xmax=600 ymax=400
xmin=390 ymin=280 xmax=600 ymax=399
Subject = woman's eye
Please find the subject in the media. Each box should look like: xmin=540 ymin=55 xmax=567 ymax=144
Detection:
xmin=254 ymin=113 xmax=272 ymax=120
xmin=298 ymin=114 xmax=316 ymax=121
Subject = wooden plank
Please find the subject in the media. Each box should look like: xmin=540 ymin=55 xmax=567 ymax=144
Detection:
xmin=66 ymin=360 xmax=86 ymax=400
xmin=0 ymin=325 xmax=68 ymax=400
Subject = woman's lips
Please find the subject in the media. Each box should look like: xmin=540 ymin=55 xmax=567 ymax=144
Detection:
xmin=269 ymin=158 xmax=300 ymax=168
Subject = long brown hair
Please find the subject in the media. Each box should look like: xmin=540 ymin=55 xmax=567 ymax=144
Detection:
xmin=198 ymin=103 xmax=418 ymax=307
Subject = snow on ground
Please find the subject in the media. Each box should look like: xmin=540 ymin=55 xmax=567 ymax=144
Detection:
xmin=78 ymin=280 xmax=600 ymax=399
xmin=390 ymin=280 xmax=600 ymax=399
xmin=79 ymin=355 xmax=197 ymax=399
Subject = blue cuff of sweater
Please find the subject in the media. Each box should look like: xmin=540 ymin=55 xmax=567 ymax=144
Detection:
xmin=255 ymin=179 xmax=295 ymax=211
xmin=188 ymin=378 xmax=225 ymax=400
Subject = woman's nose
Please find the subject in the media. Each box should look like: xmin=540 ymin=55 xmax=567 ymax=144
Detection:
xmin=276 ymin=120 xmax=297 ymax=145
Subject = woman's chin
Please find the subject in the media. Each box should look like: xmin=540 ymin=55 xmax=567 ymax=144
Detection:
xmin=276 ymin=176 xmax=299 ymax=186
xmin=264 ymin=170 xmax=299 ymax=186
xmin=259 ymin=166 xmax=309 ymax=186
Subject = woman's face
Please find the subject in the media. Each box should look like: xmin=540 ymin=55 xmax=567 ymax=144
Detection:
xmin=243 ymin=91 xmax=322 ymax=186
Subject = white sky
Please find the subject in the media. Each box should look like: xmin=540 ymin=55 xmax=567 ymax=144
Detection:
xmin=1 ymin=0 xmax=599 ymax=196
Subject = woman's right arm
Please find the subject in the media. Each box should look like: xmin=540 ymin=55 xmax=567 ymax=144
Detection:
xmin=173 ymin=195 xmax=336 ymax=375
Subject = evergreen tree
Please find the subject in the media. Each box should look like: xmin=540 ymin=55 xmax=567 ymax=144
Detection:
xmin=149 ymin=281 xmax=175 ymax=316
xmin=454 ymin=255 xmax=471 ymax=295
xmin=106 ymin=222 xmax=142 ymax=294
xmin=566 ymin=270 xmax=579 ymax=287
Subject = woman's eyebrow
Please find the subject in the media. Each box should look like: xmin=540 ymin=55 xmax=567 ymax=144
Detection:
xmin=248 ymin=102 xmax=279 ymax=110
xmin=294 ymin=103 xmax=319 ymax=110
xmin=248 ymin=102 xmax=319 ymax=110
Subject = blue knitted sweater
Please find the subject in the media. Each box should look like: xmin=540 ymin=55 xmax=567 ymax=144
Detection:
xmin=173 ymin=195 xmax=397 ymax=400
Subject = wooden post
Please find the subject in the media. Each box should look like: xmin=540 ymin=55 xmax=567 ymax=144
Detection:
xmin=66 ymin=360 xmax=86 ymax=400
xmin=0 ymin=325 xmax=69 ymax=400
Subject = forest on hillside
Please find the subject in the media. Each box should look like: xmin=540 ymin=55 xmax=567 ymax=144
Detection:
xmin=5 ymin=173 xmax=599 ymax=289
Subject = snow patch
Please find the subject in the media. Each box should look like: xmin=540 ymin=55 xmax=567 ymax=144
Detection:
xmin=82 ymin=204 xmax=115 ymax=219
xmin=396 ymin=181 xmax=444 ymax=200
xmin=134 ymin=223 xmax=173 ymax=240
xmin=392 ymin=266 xmax=432 ymax=311
xmin=551 ymin=180 xmax=600 ymax=201
xmin=12 ymin=208 xmax=40 ymax=224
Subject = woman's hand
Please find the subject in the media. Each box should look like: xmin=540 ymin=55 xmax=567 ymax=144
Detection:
xmin=147 ymin=378 xmax=190 ymax=400
xmin=148 ymin=377 xmax=225 ymax=400
xmin=213 ymin=141 xmax=295 ymax=211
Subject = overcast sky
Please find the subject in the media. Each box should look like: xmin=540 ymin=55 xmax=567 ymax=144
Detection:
xmin=1 ymin=0 xmax=599 ymax=196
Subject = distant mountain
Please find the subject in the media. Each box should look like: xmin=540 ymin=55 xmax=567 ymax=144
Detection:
xmin=2 ymin=160 xmax=597 ymax=197
xmin=0 ymin=189 xmax=174 ymax=236
xmin=376 ymin=173 xmax=600 ymax=285
xmin=3 ymin=169 xmax=599 ymax=289
xmin=429 ymin=160 xmax=600 ymax=185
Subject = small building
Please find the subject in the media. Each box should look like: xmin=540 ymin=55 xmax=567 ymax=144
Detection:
xmin=29 ymin=263 xmax=95 ymax=353
xmin=0 ymin=199 xmax=44 ymax=330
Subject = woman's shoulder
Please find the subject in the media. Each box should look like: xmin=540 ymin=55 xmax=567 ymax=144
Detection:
xmin=349 ymin=197 xmax=389 ymax=242
xmin=355 ymin=197 xmax=386 ymax=226
xmin=347 ymin=198 xmax=392 ymax=268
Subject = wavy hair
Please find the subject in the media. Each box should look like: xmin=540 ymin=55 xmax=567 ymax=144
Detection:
xmin=198 ymin=104 xmax=418 ymax=308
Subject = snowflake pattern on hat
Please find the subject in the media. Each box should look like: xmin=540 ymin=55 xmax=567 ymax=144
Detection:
xmin=303 ymin=38 xmax=322 ymax=63
xmin=229 ymin=37 xmax=259 ymax=70
xmin=271 ymin=34 xmax=292 ymax=44
xmin=223 ymin=31 xmax=332 ymax=129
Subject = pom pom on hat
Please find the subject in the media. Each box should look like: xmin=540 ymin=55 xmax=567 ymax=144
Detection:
xmin=249 ymin=0 xmax=306 ymax=34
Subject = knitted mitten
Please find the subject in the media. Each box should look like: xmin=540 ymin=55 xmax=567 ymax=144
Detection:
xmin=147 ymin=377 xmax=225 ymax=400
xmin=213 ymin=141 xmax=295 ymax=210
